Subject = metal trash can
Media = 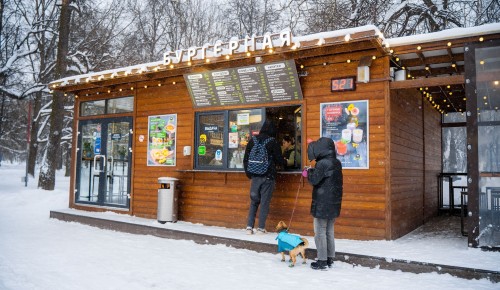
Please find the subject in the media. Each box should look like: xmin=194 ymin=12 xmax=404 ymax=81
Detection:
xmin=157 ymin=177 xmax=179 ymax=224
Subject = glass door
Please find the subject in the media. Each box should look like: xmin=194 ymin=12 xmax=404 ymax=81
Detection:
xmin=466 ymin=40 xmax=500 ymax=247
xmin=76 ymin=117 xmax=132 ymax=208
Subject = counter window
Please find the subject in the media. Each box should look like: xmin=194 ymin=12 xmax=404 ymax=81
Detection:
xmin=194 ymin=105 xmax=302 ymax=171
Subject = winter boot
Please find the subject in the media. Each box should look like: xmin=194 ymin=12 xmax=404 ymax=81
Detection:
xmin=327 ymin=257 xmax=334 ymax=268
xmin=311 ymin=260 xmax=327 ymax=270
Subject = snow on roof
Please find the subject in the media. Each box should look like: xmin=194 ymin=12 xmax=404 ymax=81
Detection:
xmin=293 ymin=24 xmax=382 ymax=42
xmin=50 ymin=25 xmax=383 ymax=87
xmin=385 ymin=22 xmax=500 ymax=47
xmin=50 ymin=23 xmax=500 ymax=88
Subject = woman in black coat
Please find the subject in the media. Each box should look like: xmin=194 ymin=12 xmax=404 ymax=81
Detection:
xmin=306 ymin=137 xmax=343 ymax=270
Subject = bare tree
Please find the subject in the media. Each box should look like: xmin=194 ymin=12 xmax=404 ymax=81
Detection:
xmin=38 ymin=0 xmax=72 ymax=190
xmin=383 ymin=0 xmax=462 ymax=36
xmin=21 ymin=0 xmax=59 ymax=176
xmin=0 ymin=0 xmax=44 ymax=165
xmin=220 ymin=0 xmax=281 ymax=37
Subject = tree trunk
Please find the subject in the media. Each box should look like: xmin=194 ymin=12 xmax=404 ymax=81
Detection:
xmin=64 ymin=143 xmax=71 ymax=177
xmin=27 ymin=92 xmax=41 ymax=177
xmin=38 ymin=0 xmax=72 ymax=190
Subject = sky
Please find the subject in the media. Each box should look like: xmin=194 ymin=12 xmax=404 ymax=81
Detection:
xmin=0 ymin=162 xmax=498 ymax=290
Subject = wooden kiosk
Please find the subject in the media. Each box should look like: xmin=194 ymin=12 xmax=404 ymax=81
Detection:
xmin=50 ymin=24 xmax=500 ymax=245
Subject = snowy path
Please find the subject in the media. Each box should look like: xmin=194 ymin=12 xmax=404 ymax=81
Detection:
xmin=0 ymin=163 xmax=498 ymax=289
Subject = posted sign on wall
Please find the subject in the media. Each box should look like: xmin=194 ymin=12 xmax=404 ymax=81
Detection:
xmin=147 ymin=114 xmax=177 ymax=166
xmin=184 ymin=60 xmax=303 ymax=107
xmin=320 ymin=100 xmax=369 ymax=169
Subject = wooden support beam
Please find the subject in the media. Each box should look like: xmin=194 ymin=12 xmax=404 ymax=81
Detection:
xmin=389 ymin=74 xmax=464 ymax=89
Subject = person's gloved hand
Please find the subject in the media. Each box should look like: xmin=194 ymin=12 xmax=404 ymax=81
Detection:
xmin=302 ymin=166 xmax=311 ymax=177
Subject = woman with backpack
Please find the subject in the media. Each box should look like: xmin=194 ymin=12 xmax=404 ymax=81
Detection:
xmin=243 ymin=119 xmax=284 ymax=235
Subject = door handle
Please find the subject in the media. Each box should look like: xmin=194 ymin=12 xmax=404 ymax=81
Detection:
xmin=107 ymin=156 xmax=114 ymax=175
xmin=93 ymin=155 xmax=106 ymax=173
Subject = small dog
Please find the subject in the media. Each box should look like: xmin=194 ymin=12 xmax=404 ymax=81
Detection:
xmin=275 ymin=220 xmax=309 ymax=267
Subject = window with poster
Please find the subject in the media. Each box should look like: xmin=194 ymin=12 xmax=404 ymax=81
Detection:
xmin=194 ymin=105 xmax=302 ymax=171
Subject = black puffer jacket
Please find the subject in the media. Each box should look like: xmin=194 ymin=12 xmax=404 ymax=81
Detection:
xmin=243 ymin=119 xmax=284 ymax=179
xmin=306 ymin=137 xmax=343 ymax=219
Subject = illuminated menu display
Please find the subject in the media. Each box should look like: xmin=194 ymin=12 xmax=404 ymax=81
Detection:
xmin=184 ymin=60 xmax=303 ymax=107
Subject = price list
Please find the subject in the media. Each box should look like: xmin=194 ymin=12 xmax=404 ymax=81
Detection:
xmin=185 ymin=73 xmax=215 ymax=106
xmin=184 ymin=60 xmax=303 ymax=107
xmin=211 ymin=70 xmax=242 ymax=105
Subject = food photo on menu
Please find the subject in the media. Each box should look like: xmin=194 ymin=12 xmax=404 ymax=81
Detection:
xmin=147 ymin=114 xmax=177 ymax=166
xmin=320 ymin=100 xmax=369 ymax=169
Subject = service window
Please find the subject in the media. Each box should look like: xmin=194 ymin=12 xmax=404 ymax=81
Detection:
xmin=194 ymin=105 xmax=302 ymax=171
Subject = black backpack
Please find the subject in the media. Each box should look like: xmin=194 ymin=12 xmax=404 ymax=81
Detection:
xmin=247 ymin=136 xmax=273 ymax=175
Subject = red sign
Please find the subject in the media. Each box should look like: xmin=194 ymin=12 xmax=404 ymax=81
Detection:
xmin=324 ymin=105 xmax=342 ymax=122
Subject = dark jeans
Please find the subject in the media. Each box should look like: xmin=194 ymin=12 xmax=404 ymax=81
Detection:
xmin=246 ymin=176 xmax=275 ymax=230
xmin=313 ymin=218 xmax=336 ymax=261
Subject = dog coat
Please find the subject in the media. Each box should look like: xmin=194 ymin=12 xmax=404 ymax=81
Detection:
xmin=276 ymin=231 xmax=304 ymax=252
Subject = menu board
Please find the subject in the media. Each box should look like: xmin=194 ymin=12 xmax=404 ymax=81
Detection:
xmin=184 ymin=60 xmax=303 ymax=107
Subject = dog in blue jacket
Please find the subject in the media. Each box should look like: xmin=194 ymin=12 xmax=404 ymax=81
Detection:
xmin=275 ymin=221 xmax=309 ymax=267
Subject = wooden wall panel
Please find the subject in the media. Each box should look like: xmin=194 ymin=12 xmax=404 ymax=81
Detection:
xmin=131 ymin=81 xmax=195 ymax=218
xmin=300 ymin=52 xmax=389 ymax=240
xmin=128 ymin=49 xmax=390 ymax=240
xmin=389 ymin=89 xmax=425 ymax=239
xmin=423 ymin=97 xmax=442 ymax=222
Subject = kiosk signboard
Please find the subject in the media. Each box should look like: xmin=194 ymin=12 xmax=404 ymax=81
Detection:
xmin=184 ymin=60 xmax=303 ymax=107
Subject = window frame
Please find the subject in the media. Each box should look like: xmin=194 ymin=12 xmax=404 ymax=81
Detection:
xmin=80 ymin=96 xmax=134 ymax=117
xmin=194 ymin=105 xmax=302 ymax=171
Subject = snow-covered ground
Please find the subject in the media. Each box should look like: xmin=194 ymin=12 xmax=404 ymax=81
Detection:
xmin=0 ymin=163 xmax=498 ymax=290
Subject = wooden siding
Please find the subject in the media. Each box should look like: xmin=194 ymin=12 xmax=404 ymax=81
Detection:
xmin=389 ymin=88 xmax=441 ymax=239
xmin=125 ymin=49 xmax=392 ymax=240
xmin=423 ymin=97 xmax=442 ymax=222
xmin=390 ymin=89 xmax=424 ymax=239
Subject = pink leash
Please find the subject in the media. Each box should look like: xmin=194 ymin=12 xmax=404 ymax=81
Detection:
xmin=287 ymin=174 xmax=304 ymax=230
